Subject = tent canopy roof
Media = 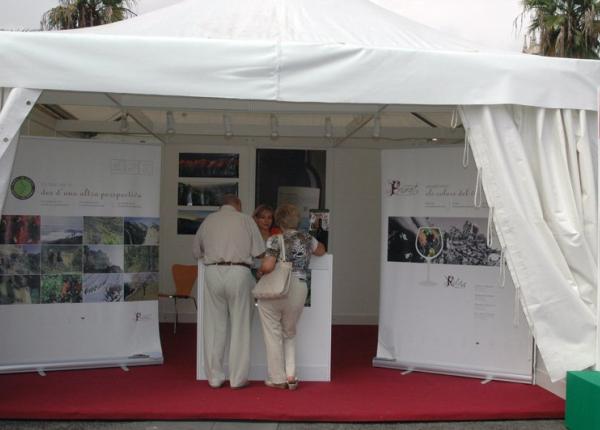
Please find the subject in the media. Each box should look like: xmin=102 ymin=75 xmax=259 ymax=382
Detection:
xmin=0 ymin=0 xmax=599 ymax=110
xmin=76 ymin=0 xmax=480 ymax=52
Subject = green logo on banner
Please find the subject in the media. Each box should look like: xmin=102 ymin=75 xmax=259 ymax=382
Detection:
xmin=10 ymin=176 xmax=35 ymax=200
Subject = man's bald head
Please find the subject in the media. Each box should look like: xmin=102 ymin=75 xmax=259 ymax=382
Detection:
xmin=222 ymin=194 xmax=242 ymax=212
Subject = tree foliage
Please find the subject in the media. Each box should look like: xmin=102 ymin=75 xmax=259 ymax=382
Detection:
xmin=521 ymin=0 xmax=600 ymax=58
xmin=42 ymin=0 xmax=136 ymax=30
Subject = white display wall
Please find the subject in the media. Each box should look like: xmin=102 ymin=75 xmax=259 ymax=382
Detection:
xmin=158 ymin=139 xmax=381 ymax=325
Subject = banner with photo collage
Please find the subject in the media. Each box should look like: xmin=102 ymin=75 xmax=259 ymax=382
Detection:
xmin=0 ymin=137 xmax=162 ymax=373
xmin=375 ymin=147 xmax=534 ymax=383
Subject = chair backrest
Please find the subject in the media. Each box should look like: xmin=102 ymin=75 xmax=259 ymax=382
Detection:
xmin=171 ymin=264 xmax=198 ymax=296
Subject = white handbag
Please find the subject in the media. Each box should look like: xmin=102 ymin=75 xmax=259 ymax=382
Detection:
xmin=252 ymin=234 xmax=292 ymax=299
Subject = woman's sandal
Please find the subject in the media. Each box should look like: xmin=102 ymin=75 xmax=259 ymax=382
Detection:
xmin=265 ymin=380 xmax=288 ymax=390
xmin=287 ymin=379 xmax=299 ymax=390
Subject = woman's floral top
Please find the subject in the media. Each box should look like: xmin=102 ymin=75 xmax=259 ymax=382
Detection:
xmin=265 ymin=230 xmax=317 ymax=279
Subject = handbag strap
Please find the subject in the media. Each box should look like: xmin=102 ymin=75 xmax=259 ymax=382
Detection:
xmin=278 ymin=234 xmax=287 ymax=262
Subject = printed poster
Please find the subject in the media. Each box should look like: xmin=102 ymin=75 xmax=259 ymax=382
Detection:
xmin=376 ymin=147 xmax=533 ymax=382
xmin=0 ymin=137 xmax=163 ymax=373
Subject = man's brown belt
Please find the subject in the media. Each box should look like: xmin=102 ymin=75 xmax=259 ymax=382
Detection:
xmin=208 ymin=262 xmax=252 ymax=269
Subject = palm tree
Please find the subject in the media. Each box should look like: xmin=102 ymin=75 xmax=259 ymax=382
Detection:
xmin=41 ymin=0 xmax=136 ymax=30
xmin=520 ymin=0 xmax=600 ymax=59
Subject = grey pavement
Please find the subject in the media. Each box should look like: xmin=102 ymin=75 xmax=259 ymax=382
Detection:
xmin=0 ymin=420 xmax=567 ymax=430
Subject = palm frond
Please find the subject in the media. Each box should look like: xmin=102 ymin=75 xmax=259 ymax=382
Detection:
xmin=520 ymin=0 xmax=600 ymax=58
xmin=41 ymin=0 xmax=136 ymax=30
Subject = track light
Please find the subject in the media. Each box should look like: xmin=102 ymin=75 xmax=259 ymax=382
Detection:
xmin=373 ymin=115 xmax=381 ymax=139
xmin=166 ymin=111 xmax=175 ymax=134
xmin=324 ymin=116 xmax=333 ymax=139
xmin=270 ymin=114 xmax=279 ymax=139
xmin=223 ymin=114 xmax=233 ymax=138
xmin=120 ymin=111 xmax=128 ymax=133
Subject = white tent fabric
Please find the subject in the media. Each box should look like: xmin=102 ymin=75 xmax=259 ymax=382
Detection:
xmin=0 ymin=88 xmax=41 ymax=214
xmin=0 ymin=0 xmax=599 ymax=381
xmin=74 ymin=0 xmax=480 ymax=50
xmin=0 ymin=0 xmax=599 ymax=109
xmin=461 ymin=105 xmax=598 ymax=381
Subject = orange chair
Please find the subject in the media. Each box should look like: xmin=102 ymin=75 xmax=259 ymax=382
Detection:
xmin=159 ymin=264 xmax=198 ymax=334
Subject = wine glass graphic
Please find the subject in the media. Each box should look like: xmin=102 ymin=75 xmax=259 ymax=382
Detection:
xmin=415 ymin=227 xmax=443 ymax=286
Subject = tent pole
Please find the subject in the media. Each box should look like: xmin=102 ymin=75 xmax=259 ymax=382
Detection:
xmin=0 ymin=87 xmax=42 ymax=215
xmin=333 ymin=105 xmax=388 ymax=147
xmin=103 ymin=93 xmax=167 ymax=144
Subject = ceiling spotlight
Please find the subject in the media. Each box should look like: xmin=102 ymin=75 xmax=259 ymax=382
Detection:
xmin=223 ymin=114 xmax=233 ymax=138
xmin=166 ymin=111 xmax=175 ymax=134
xmin=431 ymin=137 xmax=438 ymax=142
xmin=270 ymin=114 xmax=279 ymax=139
xmin=324 ymin=116 xmax=333 ymax=139
xmin=373 ymin=115 xmax=381 ymax=139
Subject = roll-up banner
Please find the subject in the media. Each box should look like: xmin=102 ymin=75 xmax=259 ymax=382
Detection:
xmin=0 ymin=137 xmax=163 ymax=373
xmin=375 ymin=147 xmax=534 ymax=383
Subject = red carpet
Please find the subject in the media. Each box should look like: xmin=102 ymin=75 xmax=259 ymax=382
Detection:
xmin=0 ymin=324 xmax=564 ymax=421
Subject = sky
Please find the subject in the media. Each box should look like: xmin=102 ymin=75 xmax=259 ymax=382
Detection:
xmin=1 ymin=0 xmax=528 ymax=52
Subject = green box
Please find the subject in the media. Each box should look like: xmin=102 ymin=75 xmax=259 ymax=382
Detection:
xmin=566 ymin=371 xmax=600 ymax=430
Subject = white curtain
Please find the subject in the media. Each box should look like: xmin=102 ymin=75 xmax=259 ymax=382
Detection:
xmin=0 ymin=88 xmax=41 ymax=215
xmin=460 ymin=105 xmax=598 ymax=382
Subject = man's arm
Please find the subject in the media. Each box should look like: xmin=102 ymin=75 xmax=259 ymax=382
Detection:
xmin=192 ymin=225 xmax=204 ymax=260
xmin=248 ymin=216 xmax=266 ymax=257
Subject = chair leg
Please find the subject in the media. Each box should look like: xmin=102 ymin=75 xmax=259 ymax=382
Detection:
xmin=174 ymin=297 xmax=177 ymax=334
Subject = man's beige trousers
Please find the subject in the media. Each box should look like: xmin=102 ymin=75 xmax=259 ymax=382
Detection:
xmin=203 ymin=265 xmax=255 ymax=388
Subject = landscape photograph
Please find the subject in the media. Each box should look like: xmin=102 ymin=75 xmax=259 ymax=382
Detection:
xmin=0 ymin=275 xmax=40 ymax=305
xmin=82 ymin=273 xmax=123 ymax=302
xmin=41 ymin=274 xmax=83 ymax=303
xmin=178 ymin=153 xmax=239 ymax=178
xmin=177 ymin=182 xmax=238 ymax=207
xmin=0 ymin=244 xmax=41 ymax=275
xmin=125 ymin=246 xmax=159 ymax=273
xmin=124 ymin=272 xmax=159 ymax=301
xmin=83 ymin=217 xmax=124 ymax=245
xmin=41 ymin=216 xmax=83 ymax=245
xmin=41 ymin=245 xmax=83 ymax=274
xmin=0 ymin=215 xmax=40 ymax=245
xmin=84 ymin=245 xmax=124 ymax=273
xmin=124 ymin=217 xmax=159 ymax=245
xmin=177 ymin=210 xmax=212 ymax=235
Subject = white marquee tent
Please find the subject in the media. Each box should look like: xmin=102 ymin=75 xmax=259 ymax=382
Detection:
xmin=0 ymin=0 xmax=599 ymax=383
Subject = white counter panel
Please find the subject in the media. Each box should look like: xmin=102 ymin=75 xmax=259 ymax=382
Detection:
xmin=196 ymin=254 xmax=332 ymax=381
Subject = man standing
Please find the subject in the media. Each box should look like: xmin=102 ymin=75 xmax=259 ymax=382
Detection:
xmin=192 ymin=195 xmax=265 ymax=388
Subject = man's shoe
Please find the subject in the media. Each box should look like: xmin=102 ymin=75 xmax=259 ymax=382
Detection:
xmin=209 ymin=380 xmax=224 ymax=388
xmin=264 ymin=380 xmax=288 ymax=389
xmin=287 ymin=379 xmax=299 ymax=390
xmin=230 ymin=381 xmax=250 ymax=389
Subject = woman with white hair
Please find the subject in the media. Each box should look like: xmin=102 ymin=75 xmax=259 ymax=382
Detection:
xmin=257 ymin=203 xmax=326 ymax=390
